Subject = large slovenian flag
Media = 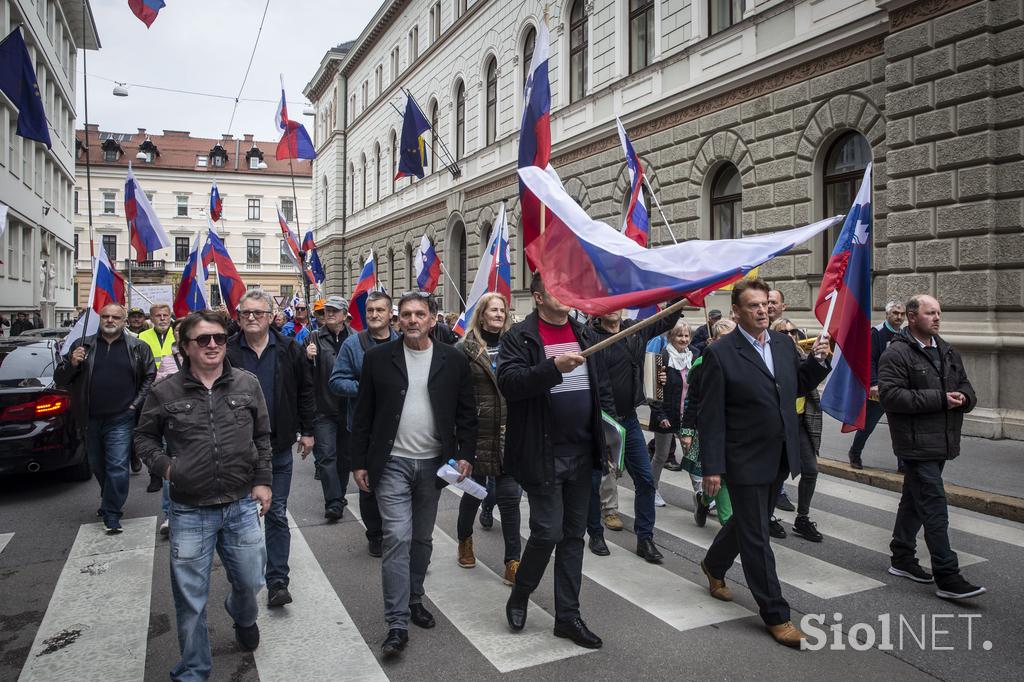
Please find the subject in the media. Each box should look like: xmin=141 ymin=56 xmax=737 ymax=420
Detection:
xmin=128 ymin=0 xmax=165 ymax=28
xmin=61 ymin=242 xmax=126 ymax=353
xmin=202 ymin=222 xmax=246 ymax=319
xmin=517 ymin=21 xmax=554 ymax=272
xmin=816 ymin=164 xmax=873 ymax=432
xmin=278 ymin=208 xmax=315 ymax=286
xmin=124 ymin=165 xmax=171 ymax=263
xmin=454 ymin=204 xmax=512 ymax=336
xmin=276 ymin=76 xmax=316 ymax=161
xmin=302 ymin=230 xmax=326 ymax=285
xmin=518 ymin=166 xmax=844 ymax=315
xmin=209 ymin=181 xmax=222 ymax=222
xmin=616 ymin=117 xmax=650 ymax=248
xmin=415 ymin=234 xmax=442 ymax=293
xmin=348 ymin=251 xmax=377 ymax=331
xmin=173 ymin=232 xmax=208 ymax=318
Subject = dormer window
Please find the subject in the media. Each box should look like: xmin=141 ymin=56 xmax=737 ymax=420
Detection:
xmin=101 ymin=138 xmax=123 ymax=162
xmin=208 ymin=144 xmax=228 ymax=168
xmin=137 ymin=138 xmax=159 ymax=163
xmin=246 ymin=145 xmax=267 ymax=170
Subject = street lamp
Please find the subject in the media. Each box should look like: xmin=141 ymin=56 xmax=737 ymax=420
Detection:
xmin=112 ymin=83 xmax=128 ymax=97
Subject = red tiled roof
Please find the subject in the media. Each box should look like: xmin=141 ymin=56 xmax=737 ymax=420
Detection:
xmin=75 ymin=125 xmax=312 ymax=177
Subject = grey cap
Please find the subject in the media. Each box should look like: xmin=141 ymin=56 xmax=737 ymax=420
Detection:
xmin=709 ymin=309 xmax=723 ymax=319
xmin=324 ymin=295 xmax=347 ymax=310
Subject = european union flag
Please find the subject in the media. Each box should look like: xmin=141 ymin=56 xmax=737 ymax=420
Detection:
xmin=395 ymin=96 xmax=432 ymax=180
xmin=0 ymin=28 xmax=51 ymax=148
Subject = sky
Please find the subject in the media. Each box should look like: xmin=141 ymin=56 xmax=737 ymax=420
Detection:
xmin=75 ymin=0 xmax=380 ymax=142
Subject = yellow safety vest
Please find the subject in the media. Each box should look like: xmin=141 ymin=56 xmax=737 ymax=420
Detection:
xmin=139 ymin=327 xmax=175 ymax=368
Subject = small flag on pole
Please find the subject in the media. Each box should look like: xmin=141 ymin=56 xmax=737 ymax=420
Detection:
xmin=348 ymin=251 xmax=377 ymax=331
xmin=414 ymin=235 xmax=442 ymax=293
xmin=275 ymin=76 xmax=316 ymax=160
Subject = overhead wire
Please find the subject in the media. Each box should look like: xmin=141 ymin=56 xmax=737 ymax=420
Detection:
xmin=87 ymin=72 xmax=306 ymax=107
xmin=226 ymin=0 xmax=273 ymax=136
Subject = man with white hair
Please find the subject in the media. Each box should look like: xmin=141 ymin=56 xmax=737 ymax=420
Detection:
xmin=55 ymin=303 xmax=156 ymax=533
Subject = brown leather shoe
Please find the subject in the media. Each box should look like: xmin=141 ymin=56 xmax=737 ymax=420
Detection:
xmin=767 ymin=621 xmax=806 ymax=648
xmin=603 ymin=513 xmax=624 ymax=531
xmin=457 ymin=537 xmax=476 ymax=568
xmin=503 ymin=559 xmax=520 ymax=586
xmin=700 ymin=561 xmax=733 ymax=601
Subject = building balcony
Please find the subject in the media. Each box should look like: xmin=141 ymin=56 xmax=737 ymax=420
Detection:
xmin=123 ymin=259 xmax=166 ymax=274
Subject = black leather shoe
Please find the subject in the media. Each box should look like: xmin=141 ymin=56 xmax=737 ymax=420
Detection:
xmin=848 ymin=454 xmax=864 ymax=470
xmin=410 ymin=603 xmax=435 ymax=629
xmin=775 ymin=492 xmax=796 ymax=512
xmin=769 ymin=516 xmax=787 ymax=539
xmin=792 ymin=515 xmax=823 ymax=542
xmin=368 ymin=537 xmax=383 ymax=558
xmin=380 ymin=628 xmax=408 ymax=658
xmin=693 ymin=492 xmax=708 ymax=527
xmin=636 ymin=537 xmax=663 ymax=563
xmin=233 ymin=621 xmax=260 ymax=651
xmin=146 ymin=474 xmax=163 ymax=493
xmin=588 ymin=535 xmax=610 ymax=556
xmin=553 ymin=617 xmax=603 ymax=649
xmin=506 ymin=589 xmax=528 ymax=631
xmin=130 ymin=453 xmax=143 ymax=474
xmin=267 ymin=586 xmax=293 ymax=608
xmin=324 ymin=507 xmax=344 ymax=522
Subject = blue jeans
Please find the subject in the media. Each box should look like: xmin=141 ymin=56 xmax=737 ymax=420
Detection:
xmin=86 ymin=412 xmax=134 ymax=527
xmin=162 ymin=480 xmax=170 ymax=517
xmin=168 ymin=497 xmax=266 ymax=682
xmin=312 ymin=415 xmax=345 ymax=513
xmin=265 ymin=449 xmax=294 ymax=589
xmin=588 ymin=415 xmax=657 ymax=540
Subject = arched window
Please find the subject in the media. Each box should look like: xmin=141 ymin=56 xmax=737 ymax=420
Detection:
xmin=569 ymin=0 xmax=588 ymax=103
xmin=710 ymin=164 xmax=742 ymax=240
xmin=348 ymin=165 xmax=355 ymax=213
xmin=430 ymin=102 xmax=439 ymax=174
xmin=374 ymin=143 xmax=381 ymax=202
xmin=522 ymin=27 xmax=536 ymax=92
xmin=360 ymin=153 xmax=367 ymax=209
xmin=485 ymin=58 xmax=498 ymax=145
xmin=479 ymin=221 xmax=492 ymax=257
xmin=390 ymin=130 xmax=398 ymax=193
xmin=823 ymin=131 xmax=871 ymax=269
xmin=448 ymin=220 xmax=468 ymax=311
xmin=629 ymin=0 xmax=654 ymax=73
xmin=405 ymin=241 xmax=414 ymax=290
xmin=323 ymin=176 xmax=329 ymax=224
xmin=455 ymin=81 xmax=466 ymax=160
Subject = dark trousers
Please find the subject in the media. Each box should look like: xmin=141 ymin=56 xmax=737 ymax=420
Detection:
xmin=587 ymin=468 xmax=604 ymax=538
xmin=704 ymin=459 xmax=791 ymax=626
xmin=456 ymin=473 xmax=523 ymax=563
xmin=890 ymin=459 xmax=960 ymax=582
xmin=849 ymin=399 xmax=886 ymax=456
xmin=343 ymin=427 xmax=383 ymax=540
xmin=796 ymin=423 xmax=818 ymax=517
xmin=513 ymin=452 xmax=592 ymax=622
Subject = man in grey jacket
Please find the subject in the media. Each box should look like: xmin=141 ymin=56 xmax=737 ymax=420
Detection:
xmin=135 ymin=309 xmax=273 ymax=682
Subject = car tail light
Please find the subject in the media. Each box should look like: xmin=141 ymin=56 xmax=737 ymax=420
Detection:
xmin=0 ymin=392 xmax=70 ymax=421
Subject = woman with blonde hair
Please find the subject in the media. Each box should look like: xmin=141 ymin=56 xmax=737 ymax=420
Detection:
xmin=454 ymin=292 xmax=523 ymax=584
xmin=650 ymin=320 xmax=695 ymax=506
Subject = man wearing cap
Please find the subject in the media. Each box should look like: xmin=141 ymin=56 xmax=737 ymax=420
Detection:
xmin=305 ymin=296 xmax=353 ymax=520
xmin=690 ymin=309 xmax=722 ymax=355
xmin=127 ymin=307 xmax=151 ymax=336
xmin=282 ymin=299 xmax=314 ymax=339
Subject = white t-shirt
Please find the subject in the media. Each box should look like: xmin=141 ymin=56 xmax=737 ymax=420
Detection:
xmin=391 ymin=343 xmax=442 ymax=460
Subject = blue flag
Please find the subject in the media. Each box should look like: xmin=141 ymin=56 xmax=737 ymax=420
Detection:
xmin=0 ymin=28 xmax=51 ymax=148
xmin=395 ymin=96 xmax=432 ymax=180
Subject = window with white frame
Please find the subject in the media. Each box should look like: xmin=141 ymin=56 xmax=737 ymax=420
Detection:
xmin=409 ymin=26 xmax=419 ymax=62
xmin=176 ymin=195 xmax=188 ymax=217
xmin=102 ymin=191 xmax=116 ymax=214
xmin=710 ymin=0 xmax=744 ymax=35
xmin=485 ymin=58 xmax=498 ymax=145
xmin=629 ymin=0 xmax=655 ymax=73
xmin=569 ymin=0 xmax=588 ymax=103
xmin=247 ymin=198 xmax=261 ymax=221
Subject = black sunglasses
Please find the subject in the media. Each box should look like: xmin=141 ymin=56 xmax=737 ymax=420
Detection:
xmin=190 ymin=333 xmax=228 ymax=347
xmin=785 ymin=329 xmax=801 ymax=337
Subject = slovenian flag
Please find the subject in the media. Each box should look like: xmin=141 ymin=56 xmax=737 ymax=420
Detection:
xmin=61 ymin=241 xmax=126 ymax=354
xmin=415 ymin=234 xmax=442 ymax=293
xmin=275 ymin=76 xmax=316 ymax=161
xmin=128 ymin=0 xmax=165 ymax=28
xmin=348 ymin=251 xmax=377 ymax=331
xmin=454 ymin=204 xmax=512 ymax=336
xmin=616 ymin=117 xmax=650 ymax=248
xmin=302 ymin=230 xmax=326 ymax=285
xmin=124 ymin=164 xmax=171 ymax=263
xmin=172 ymin=232 xmax=208 ymax=318
xmin=278 ymin=208 xmax=315 ymax=285
xmin=209 ymin=181 xmax=222 ymax=222
xmin=202 ymin=223 xmax=246 ymax=319
xmin=517 ymin=21 xmax=553 ymax=272
xmin=816 ymin=164 xmax=873 ymax=431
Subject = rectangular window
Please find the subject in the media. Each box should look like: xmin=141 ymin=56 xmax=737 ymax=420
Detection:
xmin=175 ymin=237 xmax=190 ymax=263
xmin=102 ymin=191 xmax=116 ymax=214
xmin=375 ymin=66 xmax=383 ymax=97
xmin=629 ymin=0 xmax=655 ymax=73
xmin=246 ymin=239 xmax=261 ymax=264
xmin=247 ymin=198 xmax=261 ymax=221
xmin=281 ymin=199 xmax=294 ymax=223
xmin=7 ymin=224 xmax=18 ymax=278
xmin=432 ymin=2 xmax=441 ymax=41
xmin=74 ymin=190 xmax=79 ymax=214
xmin=102 ymin=234 xmax=117 ymax=261
xmin=176 ymin=195 xmax=188 ymax=217
xmin=362 ymin=81 xmax=368 ymax=109
xmin=409 ymin=26 xmax=419 ymax=62
xmin=211 ymin=155 xmax=225 ymax=168
xmin=195 ymin=155 xmax=208 ymax=167
xmin=249 ymin=155 xmax=262 ymax=170
xmin=210 ymin=283 xmax=222 ymax=307
xmin=74 ymin=233 xmax=79 ymax=260
xmin=280 ymin=284 xmax=294 ymax=300
xmin=103 ymin=149 xmax=118 ymax=162
xmin=710 ymin=0 xmax=744 ymax=34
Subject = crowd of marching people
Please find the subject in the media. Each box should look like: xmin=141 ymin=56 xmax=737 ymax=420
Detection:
xmin=51 ymin=276 xmax=987 ymax=680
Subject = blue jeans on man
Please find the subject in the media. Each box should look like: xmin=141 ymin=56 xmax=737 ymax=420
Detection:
xmin=168 ymin=497 xmax=266 ymax=682
xmin=86 ymin=411 xmax=135 ymax=528
xmin=265 ymin=448 xmax=294 ymax=590
xmin=587 ymin=415 xmax=656 ymax=539
xmin=312 ymin=415 xmax=346 ymax=515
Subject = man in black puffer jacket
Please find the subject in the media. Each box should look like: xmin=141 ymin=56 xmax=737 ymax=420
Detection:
xmin=878 ymin=294 xmax=985 ymax=601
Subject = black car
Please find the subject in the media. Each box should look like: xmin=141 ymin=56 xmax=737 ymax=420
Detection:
xmin=0 ymin=338 xmax=89 ymax=479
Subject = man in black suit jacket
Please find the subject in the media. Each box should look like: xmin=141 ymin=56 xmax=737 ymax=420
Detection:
xmin=697 ymin=278 xmax=831 ymax=648
xmin=350 ymin=291 xmax=477 ymax=659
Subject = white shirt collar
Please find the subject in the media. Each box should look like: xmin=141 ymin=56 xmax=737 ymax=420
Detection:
xmin=912 ymin=333 xmax=937 ymax=348
xmin=737 ymin=324 xmax=770 ymax=348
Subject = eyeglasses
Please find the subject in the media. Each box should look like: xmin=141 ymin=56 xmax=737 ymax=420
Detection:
xmin=239 ymin=310 xmax=271 ymax=319
xmin=314 ymin=310 xmax=325 ymax=316
xmin=190 ymin=333 xmax=228 ymax=347
xmin=294 ymin=306 xmax=308 ymax=311
xmin=785 ymin=329 xmax=801 ymax=337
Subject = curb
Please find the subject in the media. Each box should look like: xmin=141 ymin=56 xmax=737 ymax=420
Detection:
xmin=815 ymin=459 xmax=1024 ymax=524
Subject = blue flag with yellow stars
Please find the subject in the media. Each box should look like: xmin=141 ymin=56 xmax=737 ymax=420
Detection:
xmin=0 ymin=28 xmax=51 ymax=148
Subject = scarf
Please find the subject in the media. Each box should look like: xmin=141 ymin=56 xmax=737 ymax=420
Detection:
xmin=665 ymin=344 xmax=692 ymax=371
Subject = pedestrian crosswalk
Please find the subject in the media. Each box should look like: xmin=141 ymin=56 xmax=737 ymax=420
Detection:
xmin=0 ymin=531 xmax=12 ymax=556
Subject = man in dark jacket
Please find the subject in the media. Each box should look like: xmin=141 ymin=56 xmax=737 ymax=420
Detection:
xmin=10 ymin=310 xmax=38 ymax=336
xmin=688 ymin=309 xmax=721 ymax=355
xmin=847 ymin=299 xmax=906 ymax=469
xmin=878 ymin=294 xmax=985 ymax=601
xmin=698 ymin=279 xmax=831 ymax=648
xmin=135 ymin=309 xmax=272 ymax=680
xmin=349 ymin=291 xmax=477 ymax=659
xmin=304 ymin=295 xmax=351 ymax=521
xmin=497 ymin=273 xmax=614 ymax=650
xmin=226 ymin=289 xmax=315 ymax=609
xmin=55 ymin=303 xmax=155 ymax=533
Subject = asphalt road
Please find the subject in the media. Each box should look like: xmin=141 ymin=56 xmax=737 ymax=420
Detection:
xmin=1 ymin=449 xmax=1021 ymax=682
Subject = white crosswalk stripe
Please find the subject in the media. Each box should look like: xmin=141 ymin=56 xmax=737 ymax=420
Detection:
xmin=618 ymin=483 xmax=885 ymax=598
xmin=252 ymin=512 xmax=387 ymax=682
xmin=19 ymin=517 xmax=157 ymax=682
xmin=0 ymin=532 xmax=13 ymax=556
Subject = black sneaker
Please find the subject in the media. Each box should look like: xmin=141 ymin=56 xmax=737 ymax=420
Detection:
xmin=130 ymin=453 xmax=143 ymax=474
xmin=104 ymin=525 xmax=123 ymax=535
xmin=887 ymin=564 xmax=933 ymax=584
xmin=380 ymin=628 xmax=408 ymax=658
xmin=368 ymin=537 xmax=383 ymax=558
xmin=146 ymin=474 xmax=163 ymax=493
xmin=693 ymin=492 xmax=708 ymax=528
xmin=848 ymin=454 xmax=863 ymax=470
xmin=769 ymin=516 xmax=787 ymax=539
xmin=267 ymin=586 xmax=293 ymax=608
xmin=324 ymin=507 xmax=344 ymax=522
xmin=792 ymin=516 xmax=823 ymax=542
xmin=479 ymin=506 xmax=494 ymax=530
xmin=234 ymin=621 xmax=260 ymax=651
xmin=935 ymin=576 xmax=987 ymax=600
xmin=775 ymin=492 xmax=796 ymax=512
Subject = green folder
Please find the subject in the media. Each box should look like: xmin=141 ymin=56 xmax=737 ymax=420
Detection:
xmin=601 ymin=411 xmax=626 ymax=472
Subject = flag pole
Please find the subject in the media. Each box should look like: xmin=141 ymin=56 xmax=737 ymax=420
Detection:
xmin=438 ymin=258 xmax=468 ymax=310
xmin=580 ymin=298 xmax=688 ymax=359
xmin=642 ymin=175 xmax=678 ymax=245
xmin=80 ymin=0 xmax=95 ymax=348
xmin=402 ymin=88 xmax=461 ymax=178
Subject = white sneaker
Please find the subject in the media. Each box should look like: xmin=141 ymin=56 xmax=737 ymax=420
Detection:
xmin=160 ymin=519 xmax=170 ymax=537
xmin=654 ymin=491 xmax=666 ymax=507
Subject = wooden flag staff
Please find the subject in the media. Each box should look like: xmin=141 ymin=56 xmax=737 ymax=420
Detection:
xmin=580 ymin=298 xmax=689 ymax=358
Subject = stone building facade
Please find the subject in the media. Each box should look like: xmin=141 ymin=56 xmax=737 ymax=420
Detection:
xmin=304 ymin=0 xmax=1024 ymax=439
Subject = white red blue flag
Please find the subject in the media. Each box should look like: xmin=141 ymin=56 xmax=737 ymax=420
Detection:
xmin=415 ymin=234 xmax=442 ymax=293
xmin=278 ymin=208 xmax=315 ymax=286
xmin=128 ymin=0 xmax=164 ymax=28
xmin=209 ymin=181 xmax=222 ymax=222
xmin=302 ymin=230 xmax=326 ymax=285
xmin=275 ymin=76 xmax=316 ymax=161
xmin=816 ymin=164 xmax=873 ymax=431
xmin=173 ymin=232 xmax=208 ymax=318
xmin=61 ymin=242 xmax=126 ymax=354
xmin=348 ymin=251 xmax=377 ymax=331
xmin=616 ymin=117 xmax=650 ymax=248
xmin=124 ymin=165 xmax=171 ymax=263
xmin=202 ymin=222 xmax=246 ymax=319
xmin=517 ymin=21 xmax=553 ymax=272
xmin=517 ymin=166 xmax=843 ymax=315
xmin=454 ymin=204 xmax=512 ymax=336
